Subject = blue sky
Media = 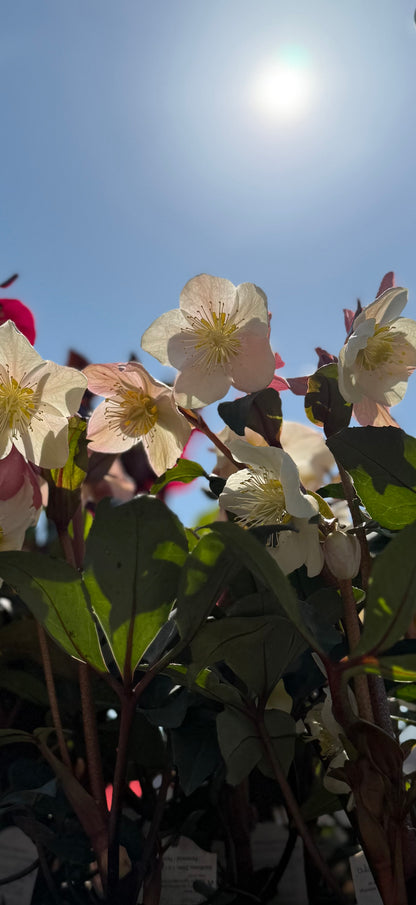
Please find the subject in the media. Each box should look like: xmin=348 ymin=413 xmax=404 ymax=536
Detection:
xmin=2 ymin=1 xmax=416 ymax=520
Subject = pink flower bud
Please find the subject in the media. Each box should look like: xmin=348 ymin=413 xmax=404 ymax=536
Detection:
xmin=324 ymin=530 xmax=361 ymax=580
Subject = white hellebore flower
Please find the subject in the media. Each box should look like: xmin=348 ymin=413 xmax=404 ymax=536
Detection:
xmin=141 ymin=274 xmax=276 ymax=408
xmin=219 ymin=438 xmax=324 ymax=577
xmin=338 ymin=287 xmax=416 ymax=406
xmin=0 ymin=321 xmax=87 ymax=468
xmin=84 ymin=361 xmax=191 ymax=477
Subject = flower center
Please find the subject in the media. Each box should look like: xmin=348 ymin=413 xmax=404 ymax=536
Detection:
xmin=0 ymin=375 xmax=37 ymax=435
xmin=185 ymin=303 xmax=241 ymax=370
xmin=236 ymin=471 xmax=291 ymax=528
xmin=356 ymin=324 xmax=398 ymax=371
xmin=105 ymin=387 xmax=158 ymax=438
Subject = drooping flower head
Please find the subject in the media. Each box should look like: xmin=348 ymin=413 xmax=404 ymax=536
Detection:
xmin=84 ymin=361 xmax=191 ymax=476
xmin=338 ymin=287 xmax=416 ymax=406
xmin=219 ymin=438 xmax=324 ymax=576
xmin=0 ymin=321 xmax=87 ymax=467
xmin=0 ymin=447 xmax=43 ymax=557
xmin=141 ymin=274 xmax=276 ymax=408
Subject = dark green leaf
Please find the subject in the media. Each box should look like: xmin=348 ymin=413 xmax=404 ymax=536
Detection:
xmin=189 ymin=615 xmax=305 ymax=697
xmin=327 ymin=427 xmax=416 ymax=530
xmin=216 ymin=708 xmax=296 ymax=785
xmin=83 ymin=496 xmax=188 ymax=681
xmin=0 ymin=552 xmax=106 ymax=672
xmin=171 ymin=706 xmax=221 ymax=795
xmin=218 ymin=388 xmax=282 ymax=446
xmin=354 ymin=519 xmax=416 ymax=656
xmin=316 ymin=483 xmax=346 ymax=500
xmin=210 ymin=522 xmax=321 ymax=651
xmin=150 ymin=459 xmax=208 ymax=495
xmin=305 ymin=363 xmax=352 ymax=436
xmin=174 ymin=532 xmax=235 ymax=641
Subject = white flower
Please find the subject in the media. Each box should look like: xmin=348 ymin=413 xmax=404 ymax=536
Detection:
xmin=141 ymin=274 xmax=276 ymax=408
xmin=218 ymin=438 xmax=324 ymax=576
xmin=338 ymin=287 xmax=416 ymax=405
xmin=0 ymin=321 xmax=87 ymax=467
xmin=84 ymin=361 xmax=191 ymax=477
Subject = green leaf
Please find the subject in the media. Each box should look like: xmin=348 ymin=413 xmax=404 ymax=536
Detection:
xmin=165 ymin=664 xmax=243 ymax=708
xmin=0 ymin=668 xmax=49 ymax=706
xmin=216 ymin=708 xmax=296 ymax=785
xmin=0 ymin=552 xmax=107 ymax=672
xmin=354 ymin=519 xmax=416 ymax=656
xmin=46 ymin=416 xmax=89 ymax=528
xmin=209 ymin=522 xmax=321 ymax=651
xmin=305 ymin=363 xmax=352 ymax=437
xmin=316 ymin=483 xmax=346 ymax=500
xmin=174 ymin=532 xmax=235 ymax=642
xmin=150 ymin=459 xmax=208 ymax=495
xmin=218 ymin=388 xmax=283 ymax=446
xmin=327 ymin=427 xmax=416 ymax=530
xmin=189 ymin=615 xmax=305 ymax=697
xmin=83 ymin=496 xmax=188 ymax=681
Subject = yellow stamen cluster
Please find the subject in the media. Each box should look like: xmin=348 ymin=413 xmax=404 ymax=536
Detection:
xmin=356 ymin=324 xmax=399 ymax=372
xmin=0 ymin=375 xmax=37 ymax=436
xmin=185 ymin=303 xmax=241 ymax=369
xmin=236 ymin=471 xmax=291 ymax=528
xmin=105 ymin=386 xmax=158 ymax=438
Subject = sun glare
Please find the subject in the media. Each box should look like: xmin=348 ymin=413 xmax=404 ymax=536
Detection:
xmin=250 ymin=49 xmax=315 ymax=122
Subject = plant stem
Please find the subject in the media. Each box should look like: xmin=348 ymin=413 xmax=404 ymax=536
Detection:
xmin=177 ymin=406 xmax=246 ymax=471
xmin=337 ymin=462 xmax=371 ymax=590
xmin=57 ymin=526 xmax=108 ymax=824
xmin=36 ymin=621 xmax=72 ymax=769
xmin=255 ymin=711 xmax=347 ymax=904
xmin=135 ymin=769 xmax=171 ymax=899
xmin=107 ymin=690 xmax=137 ymax=902
xmin=339 ymin=578 xmax=374 ymax=723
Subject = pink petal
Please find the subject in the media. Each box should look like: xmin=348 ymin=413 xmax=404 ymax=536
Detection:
xmin=376 ymin=271 xmax=395 ymax=298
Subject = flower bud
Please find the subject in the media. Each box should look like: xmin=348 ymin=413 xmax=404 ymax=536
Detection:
xmin=324 ymin=529 xmax=361 ymax=580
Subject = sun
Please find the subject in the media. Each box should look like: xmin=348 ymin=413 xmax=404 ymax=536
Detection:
xmin=250 ymin=51 xmax=315 ymax=122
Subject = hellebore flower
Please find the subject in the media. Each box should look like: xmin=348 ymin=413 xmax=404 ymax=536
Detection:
xmin=212 ymin=421 xmax=336 ymax=492
xmin=219 ymin=439 xmax=324 ymax=576
xmin=338 ymin=287 xmax=416 ymax=406
xmin=324 ymin=528 xmax=361 ymax=580
xmin=0 ymin=321 xmax=87 ymax=468
xmin=141 ymin=274 xmax=276 ymax=407
xmin=84 ymin=361 xmax=191 ymax=476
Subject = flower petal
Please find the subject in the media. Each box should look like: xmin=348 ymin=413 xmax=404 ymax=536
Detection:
xmin=179 ymin=274 xmax=237 ymax=318
xmin=86 ymin=401 xmax=136 ymax=454
xmin=15 ymin=416 xmax=71 ymax=468
xmin=235 ymin=282 xmax=269 ymax=325
xmin=227 ymin=327 xmax=276 ymax=391
xmin=141 ymin=309 xmax=186 ymax=365
xmin=173 ymin=363 xmax=231 ymax=408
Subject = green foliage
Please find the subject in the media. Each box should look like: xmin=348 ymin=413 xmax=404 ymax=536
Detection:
xmin=305 ymin=363 xmax=352 ymax=436
xmin=0 ymin=552 xmax=107 ymax=672
xmin=216 ymin=708 xmax=296 ymax=785
xmin=83 ymin=495 xmax=188 ymax=681
xmin=150 ymin=459 xmax=208 ymax=494
xmin=46 ymin=416 xmax=89 ymax=527
xmin=327 ymin=427 xmax=416 ymax=530
xmin=218 ymin=387 xmax=283 ymax=445
xmin=353 ymin=518 xmax=416 ymax=656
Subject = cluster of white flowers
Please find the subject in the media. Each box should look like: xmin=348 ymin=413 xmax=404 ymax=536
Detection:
xmin=1 ymin=272 xmax=414 ymax=575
